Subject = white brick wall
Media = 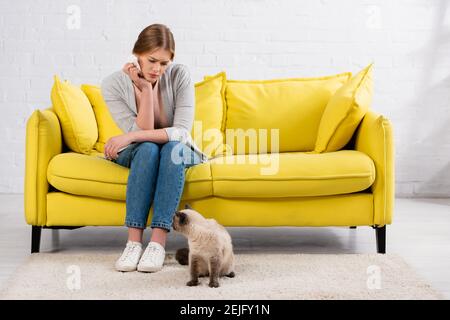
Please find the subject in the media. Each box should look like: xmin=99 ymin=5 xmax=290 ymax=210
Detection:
xmin=1 ymin=0 xmax=449 ymax=197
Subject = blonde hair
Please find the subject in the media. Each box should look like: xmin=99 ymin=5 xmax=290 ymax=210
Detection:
xmin=132 ymin=24 xmax=175 ymax=60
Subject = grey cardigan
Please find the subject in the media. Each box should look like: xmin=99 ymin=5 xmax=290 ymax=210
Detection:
xmin=101 ymin=63 xmax=208 ymax=163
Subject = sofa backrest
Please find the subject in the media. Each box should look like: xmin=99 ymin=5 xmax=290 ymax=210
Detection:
xmin=82 ymin=71 xmax=352 ymax=157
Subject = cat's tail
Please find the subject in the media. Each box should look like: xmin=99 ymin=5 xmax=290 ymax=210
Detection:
xmin=175 ymin=247 xmax=189 ymax=265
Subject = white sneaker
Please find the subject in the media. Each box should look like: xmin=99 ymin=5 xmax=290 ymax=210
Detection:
xmin=115 ymin=241 xmax=143 ymax=272
xmin=137 ymin=241 xmax=166 ymax=272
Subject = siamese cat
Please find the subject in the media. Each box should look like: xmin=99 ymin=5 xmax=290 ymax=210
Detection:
xmin=172 ymin=204 xmax=235 ymax=288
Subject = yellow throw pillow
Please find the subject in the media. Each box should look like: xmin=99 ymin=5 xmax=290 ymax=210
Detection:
xmin=314 ymin=63 xmax=373 ymax=153
xmin=51 ymin=75 xmax=98 ymax=154
xmin=224 ymin=72 xmax=352 ymax=154
xmin=81 ymin=84 xmax=123 ymax=153
xmin=194 ymin=71 xmax=227 ymax=158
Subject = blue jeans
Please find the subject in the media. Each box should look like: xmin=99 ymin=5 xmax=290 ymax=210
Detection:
xmin=111 ymin=141 xmax=201 ymax=232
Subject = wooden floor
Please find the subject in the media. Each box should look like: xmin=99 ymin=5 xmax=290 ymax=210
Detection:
xmin=1 ymin=194 xmax=449 ymax=299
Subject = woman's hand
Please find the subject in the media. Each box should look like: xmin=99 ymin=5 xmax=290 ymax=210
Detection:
xmin=122 ymin=63 xmax=151 ymax=92
xmin=104 ymin=133 xmax=133 ymax=160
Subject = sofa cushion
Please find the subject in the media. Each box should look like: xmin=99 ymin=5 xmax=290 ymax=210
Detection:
xmin=193 ymin=71 xmax=227 ymax=158
xmin=314 ymin=63 xmax=373 ymax=153
xmin=81 ymin=84 xmax=124 ymax=153
xmin=224 ymin=72 xmax=352 ymax=154
xmin=47 ymin=151 xmax=213 ymax=201
xmin=50 ymin=75 xmax=98 ymax=154
xmin=209 ymin=150 xmax=375 ymax=198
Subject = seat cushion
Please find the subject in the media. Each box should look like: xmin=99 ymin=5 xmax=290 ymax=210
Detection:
xmin=209 ymin=150 xmax=375 ymax=198
xmin=47 ymin=151 xmax=213 ymax=201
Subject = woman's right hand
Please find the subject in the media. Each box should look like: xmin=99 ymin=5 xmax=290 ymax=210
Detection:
xmin=122 ymin=63 xmax=152 ymax=92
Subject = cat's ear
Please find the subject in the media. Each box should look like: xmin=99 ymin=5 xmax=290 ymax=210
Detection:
xmin=185 ymin=203 xmax=193 ymax=210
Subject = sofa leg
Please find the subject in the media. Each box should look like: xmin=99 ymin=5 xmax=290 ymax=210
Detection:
xmin=31 ymin=226 xmax=42 ymax=254
xmin=31 ymin=226 xmax=84 ymax=254
xmin=349 ymin=226 xmax=357 ymax=229
xmin=375 ymin=226 xmax=386 ymax=254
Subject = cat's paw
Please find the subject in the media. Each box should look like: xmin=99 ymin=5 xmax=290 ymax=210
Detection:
xmin=226 ymin=271 xmax=235 ymax=278
xmin=209 ymin=280 xmax=220 ymax=288
xmin=186 ymin=280 xmax=199 ymax=287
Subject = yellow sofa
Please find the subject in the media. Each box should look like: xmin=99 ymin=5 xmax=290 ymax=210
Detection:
xmin=24 ymin=68 xmax=394 ymax=254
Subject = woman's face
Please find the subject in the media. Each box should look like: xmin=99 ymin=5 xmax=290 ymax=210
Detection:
xmin=136 ymin=48 xmax=172 ymax=84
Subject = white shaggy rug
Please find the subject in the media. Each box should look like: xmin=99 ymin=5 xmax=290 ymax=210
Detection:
xmin=0 ymin=252 xmax=443 ymax=300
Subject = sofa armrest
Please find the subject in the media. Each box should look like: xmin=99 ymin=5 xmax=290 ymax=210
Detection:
xmin=24 ymin=108 xmax=63 ymax=226
xmin=354 ymin=109 xmax=395 ymax=226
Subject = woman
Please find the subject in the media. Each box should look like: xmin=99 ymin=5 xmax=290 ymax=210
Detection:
xmin=101 ymin=24 xmax=208 ymax=273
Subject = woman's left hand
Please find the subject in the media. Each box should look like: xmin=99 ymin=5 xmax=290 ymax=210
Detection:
xmin=104 ymin=134 xmax=133 ymax=160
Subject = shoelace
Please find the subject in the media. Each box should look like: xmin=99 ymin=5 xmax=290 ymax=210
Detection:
xmin=120 ymin=244 xmax=141 ymax=262
xmin=142 ymin=244 xmax=163 ymax=262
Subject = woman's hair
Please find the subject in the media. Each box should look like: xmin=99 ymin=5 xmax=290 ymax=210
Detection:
xmin=132 ymin=24 xmax=175 ymax=60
